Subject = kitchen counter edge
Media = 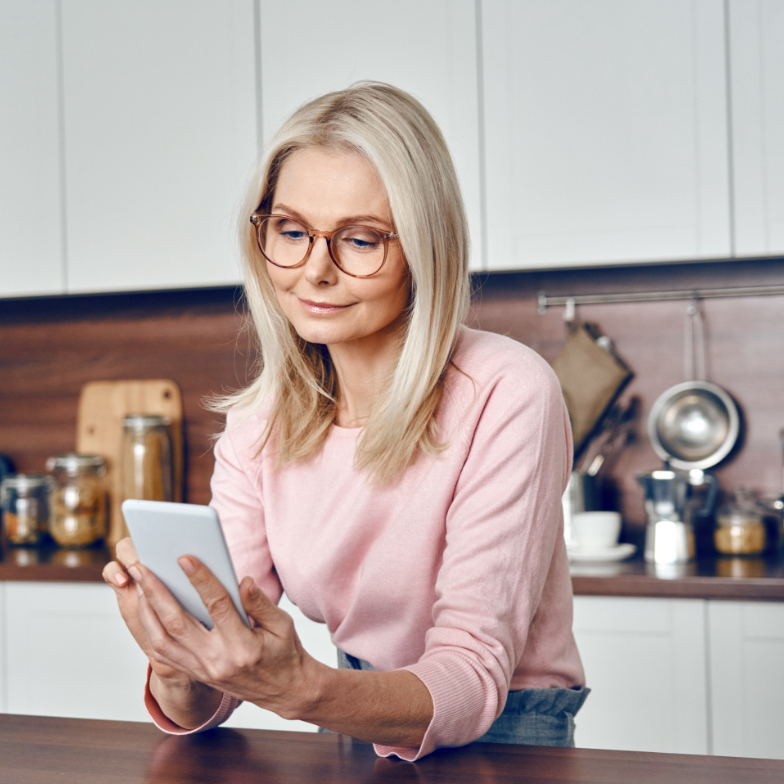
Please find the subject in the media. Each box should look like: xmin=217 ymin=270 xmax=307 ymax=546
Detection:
xmin=2 ymin=545 xmax=784 ymax=601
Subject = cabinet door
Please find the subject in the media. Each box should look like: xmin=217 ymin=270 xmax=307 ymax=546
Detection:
xmin=708 ymin=601 xmax=784 ymax=760
xmin=61 ymin=1 xmax=257 ymax=293
xmin=0 ymin=0 xmax=64 ymax=296
xmin=3 ymin=583 xmax=333 ymax=730
xmin=572 ymin=596 xmax=708 ymax=754
xmin=728 ymin=1 xmax=784 ymax=257
xmin=259 ymin=0 xmax=483 ymax=271
xmin=482 ymin=0 xmax=731 ymax=269
xmin=5 ymin=582 xmax=149 ymax=721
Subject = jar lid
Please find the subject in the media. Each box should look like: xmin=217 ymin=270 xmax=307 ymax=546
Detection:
xmin=716 ymin=511 xmax=762 ymax=527
xmin=123 ymin=414 xmax=171 ymax=431
xmin=46 ymin=453 xmax=106 ymax=473
xmin=1 ymin=473 xmax=50 ymax=490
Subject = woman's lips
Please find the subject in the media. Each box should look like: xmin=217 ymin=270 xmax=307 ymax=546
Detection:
xmin=298 ymin=298 xmax=352 ymax=314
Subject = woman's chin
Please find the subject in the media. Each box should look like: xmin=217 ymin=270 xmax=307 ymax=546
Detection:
xmin=292 ymin=325 xmax=351 ymax=347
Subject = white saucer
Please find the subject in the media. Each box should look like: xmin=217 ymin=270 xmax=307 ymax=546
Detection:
xmin=567 ymin=543 xmax=636 ymax=562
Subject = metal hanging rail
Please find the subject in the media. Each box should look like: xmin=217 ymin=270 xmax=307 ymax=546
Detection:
xmin=537 ymin=283 xmax=784 ymax=314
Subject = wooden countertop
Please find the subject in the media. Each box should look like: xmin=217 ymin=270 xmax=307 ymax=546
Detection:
xmin=3 ymin=714 xmax=783 ymax=784
xmin=569 ymin=549 xmax=784 ymax=601
xmin=0 ymin=541 xmax=110 ymax=582
xmin=2 ymin=540 xmax=784 ymax=601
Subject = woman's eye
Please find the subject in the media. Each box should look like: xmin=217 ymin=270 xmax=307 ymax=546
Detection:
xmin=340 ymin=228 xmax=380 ymax=251
xmin=276 ymin=220 xmax=308 ymax=241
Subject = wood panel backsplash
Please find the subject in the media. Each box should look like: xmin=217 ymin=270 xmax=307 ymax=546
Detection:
xmin=1 ymin=288 xmax=254 ymax=507
xmin=2 ymin=258 xmax=783 ymax=543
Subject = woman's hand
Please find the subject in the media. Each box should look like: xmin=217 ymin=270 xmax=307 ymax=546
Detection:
xmin=107 ymin=548 xmax=431 ymax=745
xmin=126 ymin=554 xmax=318 ymax=720
xmin=102 ymin=538 xmax=185 ymax=682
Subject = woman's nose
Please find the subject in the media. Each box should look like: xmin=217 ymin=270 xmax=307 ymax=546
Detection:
xmin=303 ymin=235 xmax=338 ymax=284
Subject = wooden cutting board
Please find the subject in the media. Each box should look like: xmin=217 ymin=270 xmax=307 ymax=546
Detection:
xmin=76 ymin=380 xmax=183 ymax=547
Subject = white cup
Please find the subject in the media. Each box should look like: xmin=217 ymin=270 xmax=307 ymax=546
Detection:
xmin=571 ymin=511 xmax=622 ymax=550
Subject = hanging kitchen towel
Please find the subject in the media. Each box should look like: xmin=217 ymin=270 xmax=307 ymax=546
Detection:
xmin=551 ymin=324 xmax=632 ymax=456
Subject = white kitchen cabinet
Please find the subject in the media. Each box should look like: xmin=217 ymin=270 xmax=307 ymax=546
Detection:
xmin=0 ymin=582 xmax=334 ymax=732
xmin=2 ymin=582 xmax=783 ymax=754
xmin=0 ymin=583 xmax=6 ymax=712
xmin=708 ymin=601 xmax=784 ymax=761
xmin=259 ymin=0 xmax=484 ymax=271
xmin=728 ymin=0 xmax=784 ymax=258
xmin=481 ymin=0 xmax=731 ymax=270
xmin=60 ymin=0 xmax=257 ymax=293
xmin=4 ymin=582 xmax=150 ymax=721
xmin=0 ymin=0 xmax=64 ymax=297
xmin=572 ymin=596 xmax=709 ymax=754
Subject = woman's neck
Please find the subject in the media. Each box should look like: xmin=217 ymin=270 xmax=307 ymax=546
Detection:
xmin=328 ymin=321 xmax=405 ymax=428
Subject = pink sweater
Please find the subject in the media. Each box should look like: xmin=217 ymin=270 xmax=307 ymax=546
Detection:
xmin=145 ymin=327 xmax=585 ymax=759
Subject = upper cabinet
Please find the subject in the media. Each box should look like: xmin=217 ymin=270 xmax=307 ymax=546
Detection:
xmin=728 ymin=0 xmax=784 ymax=257
xmin=3 ymin=0 xmax=783 ymax=297
xmin=481 ymin=0 xmax=732 ymax=270
xmin=258 ymin=0 xmax=483 ymax=271
xmin=0 ymin=1 xmax=64 ymax=297
xmin=61 ymin=0 xmax=257 ymax=293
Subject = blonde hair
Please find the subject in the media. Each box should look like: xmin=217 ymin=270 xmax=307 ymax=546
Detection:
xmin=218 ymin=82 xmax=471 ymax=483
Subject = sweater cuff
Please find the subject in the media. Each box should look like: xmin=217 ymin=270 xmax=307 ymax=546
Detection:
xmin=144 ymin=664 xmax=241 ymax=734
xmin=373 ymin=653 xmax=499 ymax=761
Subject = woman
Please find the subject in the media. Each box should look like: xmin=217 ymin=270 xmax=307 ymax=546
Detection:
xmin=103 ymin=82 xmax=588 ymax=761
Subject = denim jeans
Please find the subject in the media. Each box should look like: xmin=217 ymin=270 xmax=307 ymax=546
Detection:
xmin=320 ymin=648 xmax=590 ymax=748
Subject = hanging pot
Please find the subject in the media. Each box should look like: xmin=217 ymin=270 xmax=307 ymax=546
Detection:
xmin=647 ymin=302 xmax=740 ymax=471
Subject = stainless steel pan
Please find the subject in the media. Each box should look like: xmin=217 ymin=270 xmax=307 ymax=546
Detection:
xmin=647 ymin=302 xmax=740 ymax=470
xmin=648 ymin=380 xmax=739 ymax=469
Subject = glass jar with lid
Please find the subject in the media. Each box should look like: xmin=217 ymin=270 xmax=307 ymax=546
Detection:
xmin=121 ymin=415 xmax=173 ymax=503
xmin=0 ymin=473 xmax=51 ymax=545
xmin=714 ymin=488 xmax=767 ymax=556
xmin=46 ymin=454 xmax=108 ymax=547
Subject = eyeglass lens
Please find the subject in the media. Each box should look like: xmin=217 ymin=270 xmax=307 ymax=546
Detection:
xmin=256 ymin=216 xmax=387 ymax=276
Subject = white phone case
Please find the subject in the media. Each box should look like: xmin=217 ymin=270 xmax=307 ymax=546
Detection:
xmin=122 ymin=499 xmax=251 ymax=629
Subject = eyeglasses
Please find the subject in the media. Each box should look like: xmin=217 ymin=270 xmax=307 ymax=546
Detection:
xmin=250 ymin=213 xmax=399 ymax=278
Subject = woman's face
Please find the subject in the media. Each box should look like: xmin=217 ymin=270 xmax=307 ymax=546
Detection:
xmin=264 ymin=147 xmax=410 ymax=354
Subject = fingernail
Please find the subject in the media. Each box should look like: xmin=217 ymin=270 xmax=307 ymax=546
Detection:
xmin=178 ymin=556 xmax=195 ymax=575
xmin=128 ymin=566 xmax=142 ymax=583
xmin=114 ymin=572 xmax=128 ymax=587
xmin=136 ymin=583 xmax=143 ymax=597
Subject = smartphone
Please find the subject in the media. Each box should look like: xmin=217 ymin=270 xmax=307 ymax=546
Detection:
xmin=122 ymin=499 xmax=251 ymax=630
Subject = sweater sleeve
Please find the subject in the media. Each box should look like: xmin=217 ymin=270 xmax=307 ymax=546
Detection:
xmin=143 ymin=665 xmax=242 ymax=734
xmin=375 ymin=354 xmax=573 ymax=760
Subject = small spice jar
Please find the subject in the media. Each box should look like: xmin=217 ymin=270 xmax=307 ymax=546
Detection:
xmin=714 ymin=489 xmax=767 ymax=556
xmin=46 ymin=454 xmax=108 ymax=547
xmin=0 ymin=473 xmax=51 ymax=545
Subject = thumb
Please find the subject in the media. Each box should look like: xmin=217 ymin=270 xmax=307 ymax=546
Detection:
xmin=240 ymin=577 xmax=282 ymax=628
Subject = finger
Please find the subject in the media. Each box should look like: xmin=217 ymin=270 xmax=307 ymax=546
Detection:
xmin=131 ymin=562 xmax=201 ymax=640
xmin=178 ymin=556 xmax=249 ymax=634
xmin=240 ymin=577 xmax=283 ymax=632
xmin=103 ymin=560 xmax=189 ymax=680
xmin=132 ymin=565 xmax=210 ymax=670
xmin=135 ymin=588 xmax=197 ymax=673
xmin=102 ymin=560 xmax=130 ymax=590
xmin=115 ymin=537 xmax=139 ymax=568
